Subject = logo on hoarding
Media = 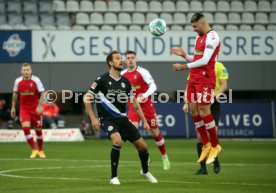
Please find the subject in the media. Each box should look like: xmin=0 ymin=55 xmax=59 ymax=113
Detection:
xmin=3 ymin=34 xmax=25 ymax=57
xmin=42 ymin=33 xmax=56 ymax=59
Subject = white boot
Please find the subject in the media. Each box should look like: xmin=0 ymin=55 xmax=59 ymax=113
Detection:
xmin=110 ymin=177 xmax=120 ymax=185
xmin=140 ymin=170 xmax=158 ymax=183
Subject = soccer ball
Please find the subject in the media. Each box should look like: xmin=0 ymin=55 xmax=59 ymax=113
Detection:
xmin=149 ymin=18 xmax=167 ymax=37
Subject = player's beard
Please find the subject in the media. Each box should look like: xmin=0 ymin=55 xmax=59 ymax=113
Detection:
xmin=113 ymin=66 xmax=123 ymax=72
xmin=197 ymin=30 xmax=203 ymax=36
xmin=197 ymin=27 xmax=204 ymax=36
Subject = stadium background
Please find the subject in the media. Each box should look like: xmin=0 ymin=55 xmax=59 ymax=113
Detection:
xmin=0 ymin=0 xmax=276 ymax=138
xmin=1 ymin=1 xmax=276 ymax=193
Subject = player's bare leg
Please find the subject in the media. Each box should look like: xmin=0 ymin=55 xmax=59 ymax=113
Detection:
xmin=21 ymin=121 xmax=38 ymax=158
xmin=109 ymin=132 xmax=122 ymax=185
xmin=132 ymin=121 xmax=151 ymax=165
xmin=132 ymin=138 xmax=158 ymax=183
xmin=150 ymin=128 xmax=170 ymax=170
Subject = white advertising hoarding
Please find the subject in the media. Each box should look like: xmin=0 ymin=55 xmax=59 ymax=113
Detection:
xmin=32 ymin=31 xmax=276 ymax=62
xmin=0 ymin=129 xmax=84 ymax=142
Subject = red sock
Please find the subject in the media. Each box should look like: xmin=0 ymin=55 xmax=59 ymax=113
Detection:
xmin=202 ymin=114 xmax=218 ymax=147
xmin=35 ymin=130 xmax=43 ymax=151
xmin=154 ymin=132 xmax=167 ymax=155
xmin=23 ymin=127 xmax=36 ymax=150
xmin=192 ymin=116 xmax=209 ymax=145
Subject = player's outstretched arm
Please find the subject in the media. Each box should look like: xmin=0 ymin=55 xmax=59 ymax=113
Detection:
xmin=171 ymin=47 xmax=186 ymax=58
xmin=131 ymin=97 xmax=150 ymax=131
xmin=83 ymin=92 xmax=100 ymax=132
xmin=171 ymin=47 xmax=194 ymax=62
xmin=11 ymin=92 xmax=18 ymax=118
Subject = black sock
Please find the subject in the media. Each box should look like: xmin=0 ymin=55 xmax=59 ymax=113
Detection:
xmin=214 ymin=156 xmax=220 ymax=166
xmin=197 ymin=143 xmax=206 ymax=169
xmin=214 ymin=140 xmax=220 ymax=166
xmin=111 ymin=145 xmax=121 ymax=178
xmin=139 ymin=150 xmax=149 ymax=174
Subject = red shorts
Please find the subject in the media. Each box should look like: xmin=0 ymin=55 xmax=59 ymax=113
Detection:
xmin=187 ymin=83 xmax=215 ymax=106
xmin=128 ymin=104 xmax=158 ymax=129
xmin=20 ymin=109 xmax=42 ymax=128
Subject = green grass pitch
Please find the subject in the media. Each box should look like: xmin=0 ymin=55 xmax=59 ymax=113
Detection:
xmin=0 ymin=139 xmax=276 ymax=193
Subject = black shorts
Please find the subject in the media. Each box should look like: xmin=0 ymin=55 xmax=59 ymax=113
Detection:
xmin=211 ymin=98 xmax=220 ymax=126
xmin=99 ymin=117 xmax=142 ymax=142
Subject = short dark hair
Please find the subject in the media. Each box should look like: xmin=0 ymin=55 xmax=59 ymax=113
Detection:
xmin=106 ymin=51 xmax=119 ymax=67
xmin=125 ymin=50 xmax=136 ymax=56
xmin=21 ymin=63 xmax=31 ymax=67
xmin=190 ymin=13 xmax=205 ymax=23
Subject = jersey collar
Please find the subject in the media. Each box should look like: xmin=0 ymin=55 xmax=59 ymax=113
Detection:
xmin=109 ymin=73 xmax=121 ymax=81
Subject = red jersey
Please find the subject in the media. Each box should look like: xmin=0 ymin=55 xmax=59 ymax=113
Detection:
xmin=13 ymin=75 xmax=45 ymax=111
xmin=121 ymin=66 xmax=155 ymax=108
xmin=190 ymin=30 xmax=220 ymax=86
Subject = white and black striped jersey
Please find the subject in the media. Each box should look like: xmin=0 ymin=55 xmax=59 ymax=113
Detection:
xmin=88 ymin=73 xmax=133 ymax=119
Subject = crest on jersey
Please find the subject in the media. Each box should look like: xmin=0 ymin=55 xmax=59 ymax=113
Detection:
xmin=109 ymin=82 xmax=112 ymax=85
xmin=134 ymin=75 xmax=137 ymax=79
xmin=121 ymin=82 xmax=126 ymax=88
xmin=223 ymin=69 xmax=228 ymax=75
xmin=108 ymin=126 xmax=114 ymax=131
xmin=30 ymin=83 xmax=33 ymax=87
xmin=200 ymin=39 xmax=204 ymax=44
xmin=91 ymin=82 xmax=97 ymax=89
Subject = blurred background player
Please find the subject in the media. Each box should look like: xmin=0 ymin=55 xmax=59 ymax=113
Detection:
xmin=42 ymin=101 xmax=65 ymax=129
xmin=84 ymin=51 xmax=157 ymax=185
xmin=171 ymin=13 xmax=222 ymax=164
xmin=121 ymin=50 xmax=170 ymax=170
xmin=11 ymin=63 xmax=46 ymax=159
xmin=0 ymin=97 xmax=14 ymax=129
xmin=183 ymin=61 xmax=229 ymax=174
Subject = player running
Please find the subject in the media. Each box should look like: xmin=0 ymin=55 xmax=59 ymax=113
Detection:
xmin=11 ymin=63 xmax=46 ymax=158
xmin=171 ymin=13 xmax=222 ymax=164
xmin=121 ymin=50 xmax=170 ymax=170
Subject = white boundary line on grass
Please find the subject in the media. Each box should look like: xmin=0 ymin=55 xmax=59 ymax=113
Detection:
xmin=0 ymin=158 xmax=275 ymax=166
xmin=0 ymin=160 xmax=275 ymax=187
xmin=0 ymin=166 xmax=275 ymax=187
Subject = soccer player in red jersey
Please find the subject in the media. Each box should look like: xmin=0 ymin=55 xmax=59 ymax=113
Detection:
xmin=171 ymin=13 xmax=222 ymax=164
xmin=11 ymin=63 xmax=46 ymax=158
xmin=121 ymin=50 xmax=170 ymax=170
